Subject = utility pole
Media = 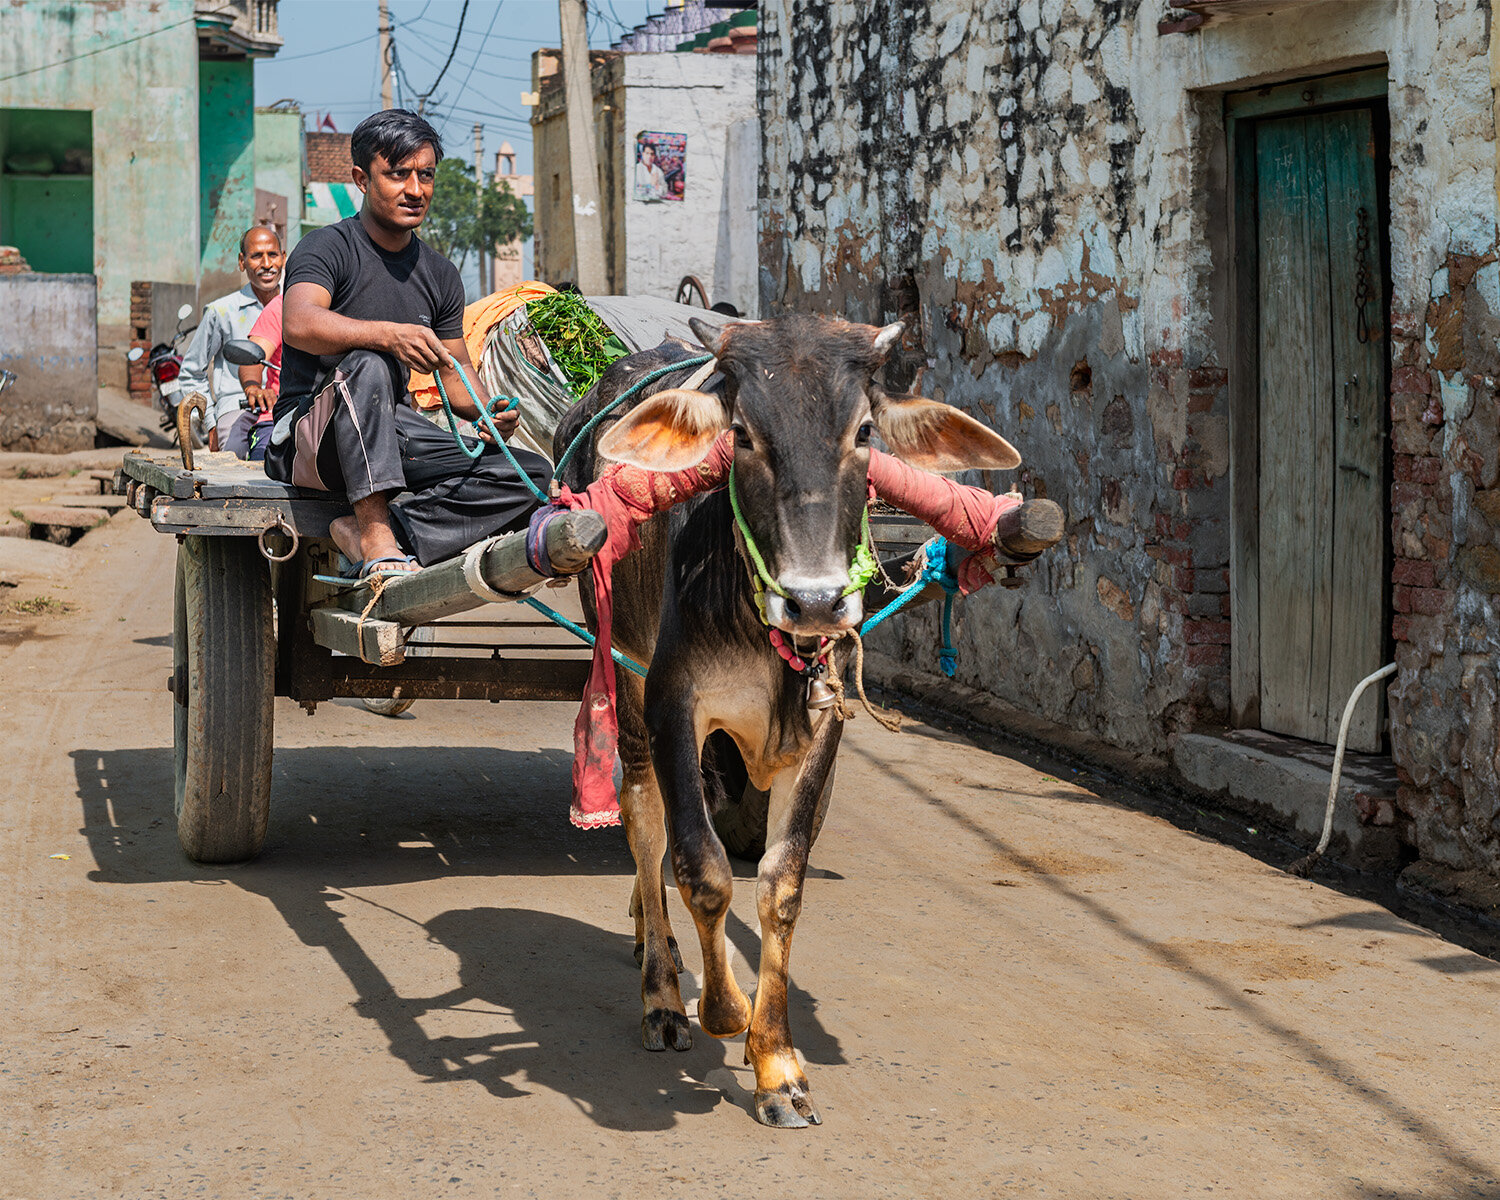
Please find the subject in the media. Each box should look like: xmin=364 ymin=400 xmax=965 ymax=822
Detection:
xmin=558 ymin=0 xmax=606 ymax=293
xmin=473 ymin=124 xmax=486 ymax=296
xmin=378 ymin=0 xmax=393 ymax=110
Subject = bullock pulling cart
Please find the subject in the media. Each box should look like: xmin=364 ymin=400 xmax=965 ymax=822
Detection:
xmin=117 ymin=295 xmax=1041 ymax=867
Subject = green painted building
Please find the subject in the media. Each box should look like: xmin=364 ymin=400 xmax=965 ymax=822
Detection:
xmin=0 ymin=1 xmax=281 ymax=381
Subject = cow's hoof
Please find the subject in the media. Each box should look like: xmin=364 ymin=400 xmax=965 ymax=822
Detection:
xmin=633 ymin=938 xmax=685 ymax=973
xmin=642 ymin=1008 xmax=692 ymax=1053
xmin=754 ymin=1086 xmax=821 ymax=1128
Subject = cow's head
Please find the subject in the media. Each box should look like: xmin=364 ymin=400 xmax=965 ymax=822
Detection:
xmin=598 ymin=314 xmax=1019 ymax=636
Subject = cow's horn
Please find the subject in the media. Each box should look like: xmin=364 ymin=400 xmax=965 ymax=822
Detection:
xmin=873 ymin=322 xmax=904 ymax=359
xmin=688 ymin=316 xmax=723 ymax=354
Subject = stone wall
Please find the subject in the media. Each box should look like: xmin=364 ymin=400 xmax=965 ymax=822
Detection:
xmin=759 ymin=0 xmax=1500 ymax=872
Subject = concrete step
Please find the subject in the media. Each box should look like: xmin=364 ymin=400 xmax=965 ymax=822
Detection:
xmin=50 ymin=494 xmax=127 ymax=510
xmin=13 ymin=505 xmax=109 ymax=528
xmin=1172 ymin=729 xmax=1401 ymax=868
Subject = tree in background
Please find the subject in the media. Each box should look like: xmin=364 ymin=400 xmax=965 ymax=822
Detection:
xmin=424 ymin=157 xmax=533 ymax=270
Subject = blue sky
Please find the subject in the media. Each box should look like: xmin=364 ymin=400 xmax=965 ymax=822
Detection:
xmin=255 ymin=1 xmax=661 ymax=181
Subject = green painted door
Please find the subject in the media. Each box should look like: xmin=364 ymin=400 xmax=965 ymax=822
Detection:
xmin=1255 ymin=107 xmax=1386 ymax=750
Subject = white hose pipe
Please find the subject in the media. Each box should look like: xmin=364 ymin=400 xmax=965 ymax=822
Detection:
xmin=1287 ymin=661 xmax=1397 ymax=876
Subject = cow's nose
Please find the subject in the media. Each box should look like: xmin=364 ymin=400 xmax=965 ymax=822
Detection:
xmin=768 ymin=585 xmax=862 ymax=634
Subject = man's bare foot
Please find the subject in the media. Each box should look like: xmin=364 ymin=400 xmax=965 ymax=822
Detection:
xmin=330 ymin=510 xmax=419 ymax=576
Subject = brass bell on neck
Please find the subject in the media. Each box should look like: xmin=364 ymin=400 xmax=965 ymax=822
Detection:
xmin=807 ymin=676 xmax=837 ymax=710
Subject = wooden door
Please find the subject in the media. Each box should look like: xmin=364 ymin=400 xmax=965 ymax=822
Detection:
xmin=1254 ymin=106 xmax=1386 ymax=750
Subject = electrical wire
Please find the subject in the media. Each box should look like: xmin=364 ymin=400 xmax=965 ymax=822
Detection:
xmin=272 ymin=30 xmax=378 ymax=63
xmin=0 ymin=14 xmax=198 ymax=83
xmin=417 ymin=0 xmax=470 ymax=106
xmin=399 ymin=30 xmax=531 ymax=86
xmin=448 ymin=1 xmax=505 ymax=106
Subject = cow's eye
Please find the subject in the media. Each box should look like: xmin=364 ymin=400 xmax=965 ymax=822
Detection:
xmin=732 ymin=423 xmax=753 ymax=449
xmin=856 ymin=422 xmax=875 ymax=446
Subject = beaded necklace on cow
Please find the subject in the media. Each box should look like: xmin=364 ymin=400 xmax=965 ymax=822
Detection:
xmin=727 ymin=458 xmax=881 ymax=690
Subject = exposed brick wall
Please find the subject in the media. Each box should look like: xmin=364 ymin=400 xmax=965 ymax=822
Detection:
xmin=128 ymin=281 xmax=155 ymax=405
xmin=305 ymin=131 xmax=352 ymax=182
xmin=1147 ymin=352 xmax=1232 ymax=723
xmin=1387 ymin=247 xmax=1500 ymax=870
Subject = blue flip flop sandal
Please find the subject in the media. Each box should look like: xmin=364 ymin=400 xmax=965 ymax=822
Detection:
xmin=358 ymin=554 xmax=420 ymax=581
xmin=313 ymin=553 xmax=420 ymax=587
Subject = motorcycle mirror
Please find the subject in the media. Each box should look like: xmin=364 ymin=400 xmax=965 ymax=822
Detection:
xmin=126 ymin=347 xmax=144 ymax=362
xmin=176 ymin=303 xmax=193 ymax=321
xmin=222 ymin=338 xmax=266 ymax=367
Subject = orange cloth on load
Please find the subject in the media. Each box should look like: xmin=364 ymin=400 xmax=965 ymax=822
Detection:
xmin=409 ymin=280 xmax=557 ymax=408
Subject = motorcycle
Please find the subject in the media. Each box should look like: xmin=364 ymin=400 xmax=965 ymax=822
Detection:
xmin=127 ymin=302 xmax=204 ymax=447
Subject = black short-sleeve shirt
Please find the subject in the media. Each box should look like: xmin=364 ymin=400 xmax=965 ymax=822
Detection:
xmin=274 ymin=216 xmax=465 ymax=424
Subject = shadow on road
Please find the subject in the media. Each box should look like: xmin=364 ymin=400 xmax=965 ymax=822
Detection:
xmin=70 ymin=745 xmax=841 ymax=1130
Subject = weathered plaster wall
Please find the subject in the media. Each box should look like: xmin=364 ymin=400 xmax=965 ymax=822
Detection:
xmin=532 ymin=50 xmax=756 ymax=302
xmin=0 ymin=1 xmax=201 ymax=334
xmin=254 ymin=107 xmax=304 ymax=253
xmin=0 ymin=273 xmax=97 ymax=451
xmin=760 ymin=0 xmax=1500 ymax=871
xmin=617 ymin=53 xmax=756 ymax=303
xmin=198 ymin=58 xmax=255 ymax=303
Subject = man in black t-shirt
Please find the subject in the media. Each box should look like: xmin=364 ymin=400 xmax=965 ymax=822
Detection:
xmin=265 ymin=109 xmax=550 ymax=573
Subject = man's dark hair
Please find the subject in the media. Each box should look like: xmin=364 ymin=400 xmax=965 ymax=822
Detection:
xmin=239 ymin=225 xmax=283 ymax=256
xmin=351 ymin=109 xmax=444 ymax=172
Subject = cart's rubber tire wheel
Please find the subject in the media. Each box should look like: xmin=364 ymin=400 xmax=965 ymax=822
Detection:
xmin=173 ymin=536 xmax=274 ymax=863
xmin=360 ymin=625 xmax=433 ymax=717
xmin=712 ymin=763 xmax=836 ymax=863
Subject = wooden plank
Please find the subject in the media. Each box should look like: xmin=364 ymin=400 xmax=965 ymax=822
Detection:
xmin=1322 ymin=105 xmax=1388 ymax=750
xmin=323 ymin=509 xmax=606 ymax=627
xmin=1225 ymin=67 xmax=1388 ymax=121
xmin=151 ymin=496 xmax=348 ymax=539
xmin=121 ymin=449 xmax=318 ymax=502
xmin=1256 ymin=112 xmax=1335 ymax=742
xmin=1229 ymin=110 xmax=1262 ymax=728
xmin=310 ymin=608 xmax=406 ymax=666
xmin=121 ymin=452 xmax=200 ymax=499
xmin=289 ymin=654 xmax=592 ymax=704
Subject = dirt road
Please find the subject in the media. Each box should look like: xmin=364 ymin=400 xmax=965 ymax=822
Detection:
xmin=4 ymin=506 xmax=1499 ymax=1199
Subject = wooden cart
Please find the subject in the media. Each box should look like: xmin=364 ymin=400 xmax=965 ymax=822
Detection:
xmin=118 ymin=448 xmax=608 ymax=865
xmin=119 ymin=442 xmax=1056 ymax=866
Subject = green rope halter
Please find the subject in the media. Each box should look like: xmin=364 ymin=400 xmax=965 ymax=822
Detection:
xmin=728 ymin=459 xmax=881 ymax=624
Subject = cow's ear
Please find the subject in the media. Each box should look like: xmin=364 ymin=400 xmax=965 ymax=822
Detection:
xmin=597 ymin=388 xmax=729 ymax=470
xmin=872 ymin=397 xmax=1022 ymax=472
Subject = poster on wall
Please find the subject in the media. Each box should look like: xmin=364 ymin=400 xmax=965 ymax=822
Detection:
xmin=633 ymin=131 xmax=686 ymax=202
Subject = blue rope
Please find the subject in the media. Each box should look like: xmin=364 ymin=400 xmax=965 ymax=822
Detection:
xmin=520 ymin=595 xmax=648 ymax=678
xmin=859 ymin=536 xmax=962 ymax=678
xmin=430 ymin=353 xmax=713 ymax=673
xmin=550 ymin=354 xmax=715 ymax=484
xmin=433 ymin=364 xmax=548 ymax=503
xmin=435 ymin=354 xmax=716 ymax=506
